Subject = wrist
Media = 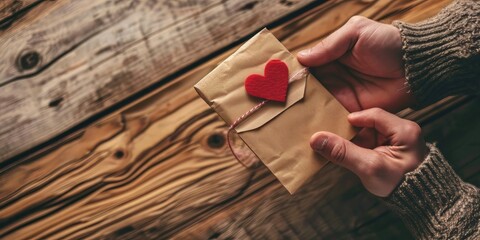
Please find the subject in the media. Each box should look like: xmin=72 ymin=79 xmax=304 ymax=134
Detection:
xmin=393 ymin=0 xmax=480 ymax=108
xmin=382 ymin=143 xmax=479 ymax=239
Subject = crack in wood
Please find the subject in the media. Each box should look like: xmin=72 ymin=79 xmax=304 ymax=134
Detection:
xmin=0 ymin=0 xmax=44 ymax=30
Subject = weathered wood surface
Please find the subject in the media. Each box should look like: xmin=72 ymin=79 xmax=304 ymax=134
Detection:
xmin=0 ymin=0 xmax=318 ymax=162
xmin=0 ymin=0 xmax=40 ymax=27
xmin=2 ymin=0 xmax=477 ymax=239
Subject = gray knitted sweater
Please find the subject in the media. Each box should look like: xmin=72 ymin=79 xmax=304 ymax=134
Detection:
xmin=385 ymin=0 xmax=480 ymax=239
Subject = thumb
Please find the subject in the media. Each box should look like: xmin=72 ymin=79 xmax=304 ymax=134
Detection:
xmin=297 ymin=17 xmax=360 ymax=66
xmin=310 ymin=131 xmax=377 ymax=176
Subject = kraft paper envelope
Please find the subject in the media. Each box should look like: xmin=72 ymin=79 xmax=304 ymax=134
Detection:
xmin=194 ymin=28 xmax=356 ymax=194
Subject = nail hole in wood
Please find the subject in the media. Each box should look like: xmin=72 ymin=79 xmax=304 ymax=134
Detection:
xmin=17 ymin=50 xmax=41 ymax=70
xmin=279 ymin=0 xmax=294 ymax=7
xmin=114 ymin=225 xmax=134 ymax=236
xmin=114 ymin=150 xmax=125 ymax=159
xmin=207 ymin=133 xmax=225 ymax=149
xmin=48 ymin=97 xmax=63 ymax=108
xmin=208 ymin=232 xmax=221 ymax=239
xmin=239 ymin=1 xmax=258 ymax=11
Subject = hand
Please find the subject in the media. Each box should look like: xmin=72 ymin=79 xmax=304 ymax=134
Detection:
xmin=310 ymin=108 xmax=428 ymax=197
xmin=297 ymin=16 xmax=415 ymax=112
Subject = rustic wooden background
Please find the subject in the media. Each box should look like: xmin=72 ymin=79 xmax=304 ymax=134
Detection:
xmin=1 ymin=0 xmax=478 ymax=239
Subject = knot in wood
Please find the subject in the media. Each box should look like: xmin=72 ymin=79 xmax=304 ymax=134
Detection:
xmin=114 ymin=150 xmax=125 ymax=159
xmin=207 ymin=133 xmax=225 ymax=149
xmin=17 ymin=50 xmax=41 ymax=70
xmin=48 ymin=97 xmax=64 ymax=108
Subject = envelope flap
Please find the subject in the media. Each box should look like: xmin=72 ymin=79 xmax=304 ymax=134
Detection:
xmin=194 ymin=28 xmax=307 ymax=133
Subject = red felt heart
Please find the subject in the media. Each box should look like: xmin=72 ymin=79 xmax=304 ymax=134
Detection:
xmin=245 ymin=59 xmax=289 ymax=102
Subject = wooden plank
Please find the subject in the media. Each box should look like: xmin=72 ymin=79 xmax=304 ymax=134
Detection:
xmin=1 ymin=0 xmax=471 ymax=239
xmin=423 ymin=97 xmax=480 ymax=177
xmin=0 ymin=0 xmax=41 ymax=25
xmin=0 ymin=0 xmax=319 ymax=162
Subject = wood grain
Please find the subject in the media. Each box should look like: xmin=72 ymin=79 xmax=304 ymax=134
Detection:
xmin=0 ymin=0 xmax=41 ymax=26
xmin=0 ymin=0 xmax=318 ymax=162
xmin=2 ymin=0 xmax=474 ymax=239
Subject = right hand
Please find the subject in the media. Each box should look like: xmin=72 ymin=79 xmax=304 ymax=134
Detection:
xmin=297 ymin=16 xmax=415 ymax=112
xmin=310 ymin=108 xmax=428 ymax=197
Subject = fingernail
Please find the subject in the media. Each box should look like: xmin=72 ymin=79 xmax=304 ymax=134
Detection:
xmin=297 ymin=49 xmax=310 ymax=57
xmin=348 ymin=111 xmax=360 ymax=120
xmin=349 ymin=111 xmax=359 ymax=117
xmin=313 ymin=137 xmax=328 ymax=153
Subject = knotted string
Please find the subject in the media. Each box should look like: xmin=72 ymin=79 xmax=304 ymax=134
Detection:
xmin=227 ymin=67 xmax=309 ymax=168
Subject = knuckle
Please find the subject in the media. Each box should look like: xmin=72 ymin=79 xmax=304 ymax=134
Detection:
xmin=369 ymin=107 xmax=383 ymax=115
xmin=348 ymin=15 xmax=366 ymax=25
xmin=403 ymin=121 xmax=422 ymax=137
xmin=329 ymin=139 xmax=347 ymax=164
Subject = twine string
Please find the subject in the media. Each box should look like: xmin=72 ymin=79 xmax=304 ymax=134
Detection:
xmin=227 ymin=67 xmax=308 ymax=167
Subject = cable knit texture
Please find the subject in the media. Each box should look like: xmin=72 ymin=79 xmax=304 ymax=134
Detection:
xmin=383 ymin=144 xmax=480 ymax=240
xmin=393 ymin=0 xmax=480 ymax=108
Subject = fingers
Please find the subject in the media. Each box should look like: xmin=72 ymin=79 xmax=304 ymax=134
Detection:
xmin=297 ymin=16 xmax=366 ymax=66
xmin=351 ymin=127 xmax=380 ymax=149
xmin=297 ymin=25 xmax=356 ymax=66
xmin=348 ymin=108 xmax=422 ymax=146
xmin=348 ymin=108 xmax=404 ymax=137
xmin=310 ymin=131 xmax=378 ymax=176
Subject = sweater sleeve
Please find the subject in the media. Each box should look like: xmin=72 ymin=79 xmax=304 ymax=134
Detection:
xmin=383 ymin=143 xmax=480 ymax=240
xmin=393 ymin=0 xmax=480 ymax=108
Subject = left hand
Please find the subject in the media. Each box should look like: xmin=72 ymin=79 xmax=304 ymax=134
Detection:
xmin=310 ymin=108 xmax=428 ymax=197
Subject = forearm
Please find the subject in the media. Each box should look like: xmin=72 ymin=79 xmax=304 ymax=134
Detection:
xmin=383 ymin=143 xmax=480 ymax=239
xmin=393 ymin=0 xmax=480 ymax=108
